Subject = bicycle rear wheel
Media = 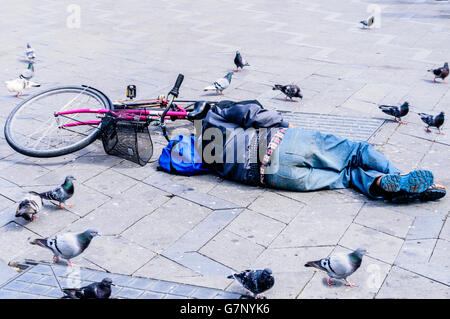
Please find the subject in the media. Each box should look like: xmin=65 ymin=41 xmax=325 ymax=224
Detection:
xmin=4 ymin=86 xmax=112 ymax=158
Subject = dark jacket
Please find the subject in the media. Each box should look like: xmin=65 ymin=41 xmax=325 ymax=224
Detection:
xmin=199 ymin=100 xmax=289 ymax=185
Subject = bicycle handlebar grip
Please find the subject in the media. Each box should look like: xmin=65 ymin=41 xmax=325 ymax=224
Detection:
xmin=169 ymin=74 xmax=184 ymax=98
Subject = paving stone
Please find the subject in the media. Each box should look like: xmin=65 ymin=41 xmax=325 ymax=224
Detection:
xmin=226 ymin=209 xmax=285 ymax=247
xmin=122 ymin=197 xmax=211 ymax=253
xmin=395 ymin=239 xmax=436 ymax=266
xmin=429 ymin=239 xmax=450 ymax=269
xmin=0 ymin=222 xmax=38 ymax=263
xmin=376 ymin=266 xmax=450 ymax=299
xmin=406 ymin=215 xmax=445 ymax=240
xmin=126 ymin=277 xmax=158 ymax=290
xmin=143 ymin=172 xmax=240 ymax=210
xmin=0 ymin=161 xmax=50 ymax=187
xmin=65 ymin=182 xmax=170 ymax=236
xmin=83 ymin=169 xmax=138 ymax=196
xmin=191 ymin=287 xmax=220 ymax=299
xmin=3 ymin=279 xmax=32 ymax=292
xmin=208 ymin=180 xmax=265 ymax=207
xmin=248 ymin=191 xmax=305 ymax=223
xmin=0 ymin=177 xmax=26 ymax=202
xmin=15 ymin=271 xmax=43 ymax=284
xmin=115 ymin=287 xmax=144 ymax=299
xmin=339 ymin=223 xmax=404 ymax=264
xmin=199 ymin=230 xmax=265 ymax=271
xmin=164 ymin=208 xmax=242 ymax=256
xmin=26 ymin=283 xmax=52 ymax=295
xmin=0 ymin=263 xmax=19 ymax=286
xmin=0 ymin=289 xmax=18 ymax=298
xmin=354 ymin=205 xmax=414 ymax=238
xmin=139 ymin=291 xmax=166 ymax=299
xmin=171 ymin=174 xmax=223 ymax=194
xmin=78 ymin=235 xmax=155 ymax=275
xmin=270 ymin=205 xmax=356 ymax=248
xmin=440 ymin=218 xmax=450 ymax=241
xmin=150 ymin=280 xmax=179 ymax=294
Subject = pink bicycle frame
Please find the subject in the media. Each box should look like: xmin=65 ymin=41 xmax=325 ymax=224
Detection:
xmin=55 ymin=105 xmax=188 ymax=128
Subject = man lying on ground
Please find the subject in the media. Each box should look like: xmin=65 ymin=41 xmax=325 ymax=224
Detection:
xmin=198 ymin=100 xmax=446 ymax=203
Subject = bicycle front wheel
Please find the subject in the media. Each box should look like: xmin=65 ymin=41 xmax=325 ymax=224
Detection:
xmin=4 ymin=86 xmax=112 ymax=158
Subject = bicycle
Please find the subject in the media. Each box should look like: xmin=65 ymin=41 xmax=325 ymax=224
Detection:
xmin=4 ymin=74 xmax=214 ymax=165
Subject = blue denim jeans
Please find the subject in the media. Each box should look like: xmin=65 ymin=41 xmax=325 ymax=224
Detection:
xmin=264 ymin=128 xmax=402 ymax=198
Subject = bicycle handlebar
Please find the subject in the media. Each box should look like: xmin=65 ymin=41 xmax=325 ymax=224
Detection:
xmin=160 ymin=74 xmax=184 ymax=141
xmin=168 ymin=74 xmax=184 ymax=98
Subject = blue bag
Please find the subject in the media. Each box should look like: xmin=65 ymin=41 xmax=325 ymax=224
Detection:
xmin=158 ymin=134 xmax=211 ymax=176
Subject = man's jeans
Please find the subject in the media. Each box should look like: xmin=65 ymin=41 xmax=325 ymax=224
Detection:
xmin=264 ymin=128 xmax=401 ymax=198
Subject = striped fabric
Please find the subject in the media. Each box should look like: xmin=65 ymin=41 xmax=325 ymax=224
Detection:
xmin=260 ymin=128 xmax=287 ymax=184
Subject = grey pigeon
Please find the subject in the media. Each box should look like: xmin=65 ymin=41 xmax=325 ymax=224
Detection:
xmin=62 ymin=278 xmax=114 ymax=299
xmin=234 ymin=50 xmax=250 ymax=72
xmin=30 ymin=228 xmax=100 ymax=266
xmin=418 ymin=111 xmax=445 ymax=135
xmin=25 ymin=43 xmax=36 ymax=61
xmin=428 ymin=62 xmax=449 ymax=83
xmin=273 ymin=84 xmax=303 ymax=102
xmin=39 ymin=175 xmax=75 ymax=209
xmin=227 ymin=268 xmax=274 ymax=298
xmin=360 ymin=16 xmax=375 ymax=29
xmin=203 ymin=72 xmax=233 ymax=95
xmin=20 ymin=62 xmax=35 ymax=80
xmin=305 ymin=248 xmax=367 ymax=287
xmin=379 ymin=101 xmax=409 ymax=124
xmin=15 ymin=191 xmax=43 ymax=222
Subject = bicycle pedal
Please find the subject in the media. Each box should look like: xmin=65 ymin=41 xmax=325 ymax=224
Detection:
xmin=126 ymin=85 xmax=136 ymax=99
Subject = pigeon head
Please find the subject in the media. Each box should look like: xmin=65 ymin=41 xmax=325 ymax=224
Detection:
xmin=16 ymin=211 xmax=34 ymax=222
xmin=100 ymin=278 xmax=115 ymax=287
xmin=236 ymin=50 xmax=240 ymax=55
xmin=354 ymin=248 xmax=368 ymax=257
xmin=262 ymin=268 xmax=272 ymax=275
xmin=65 ymin=175 xmax=76 ymax=182
xmin=225 ymin=72 xmax=233 ymax=80
xmin=79 ymin=228 xmax=101 ymax=242
xmin=444 ymin=62 xmax=448 ymax=69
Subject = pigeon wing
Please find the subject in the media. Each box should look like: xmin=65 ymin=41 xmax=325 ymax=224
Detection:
xmin=328 ymin=254 xmax=354 ymax=279
xmin=54 ymin=233 xmax=84 ymax=259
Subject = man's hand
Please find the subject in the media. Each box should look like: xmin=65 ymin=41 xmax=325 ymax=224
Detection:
xmin=288 ymin=124 xmax=294 ymax=128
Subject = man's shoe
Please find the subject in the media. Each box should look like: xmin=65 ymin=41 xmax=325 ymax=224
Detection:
xmin=389 ymin=184 xmax=446 ymax=203
xmin=379 ymin=170 xmax=434 ymax=194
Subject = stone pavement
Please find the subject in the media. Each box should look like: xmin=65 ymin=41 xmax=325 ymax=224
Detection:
xmin=0 ymin=0 xmax=449 ymax=299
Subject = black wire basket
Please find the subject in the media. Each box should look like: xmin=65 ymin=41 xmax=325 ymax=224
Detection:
xmin=101 ymin=114 xmax=153 ymax=166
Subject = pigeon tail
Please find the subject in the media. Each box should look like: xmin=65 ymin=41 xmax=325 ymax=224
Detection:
xmin=227 ymin=274 xmax=235 ymax=279
xmin=273 ymin=84 xmax=283 ymax=91
xmin=304 ymin=260 xmax=326 ymax=272
xmin=30 ymin=238 xmax=48 ymax=248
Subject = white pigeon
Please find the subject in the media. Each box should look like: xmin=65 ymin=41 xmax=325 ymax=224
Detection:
xmin=30 ymin=228 xmax=100 ymax=266
xmin=203 ymin=72 xmax=233 ymax=95
xmin=305 ymin=248 xmax=367 ymax=287
xmin=5 ymin=77 xmax=40 ymax=97
xmin=25 ymin=43 xmax=36 ymax=61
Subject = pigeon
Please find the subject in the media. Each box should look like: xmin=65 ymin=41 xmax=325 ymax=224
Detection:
xmin=378 ymin=101 xmax=409 ymax=124
xmin=39 ymin=175 xmax=76 ymax=209
xmin=30 ymin=228 xmax=100 ymax=266
xmin=428 ymin=62 xmax=449 ymax=83
xmin=25 ymin=43 xmax=36 ymax=61
xmin=234 ymin=50 xmax=250 ymax=72
xmin=5 ymin=77 xmax=40 ymax=97
xmin=15 ymin=191 xmax=43 ymax=222
xmin=273 ymin=84 xmax=303 ymax=102
xmin=62 ymin=278 xmax=114 ymax=299
xmin=418 ymin=111 xmax=445 ymax=135
xmin=360 ymin=15 xmax=375 ymax=29
xmin=20 ymin=62 xmax=35 ymax=80
xmin=227 ymin=268 xmax=275 ymax=299
xmin=305 ymin=248 xmax=367 ymax=287
xmin=203 ymin=72 xmax=233 ymax=95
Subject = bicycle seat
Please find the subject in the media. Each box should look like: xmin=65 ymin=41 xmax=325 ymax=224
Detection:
xmin=187 ymin=101 xmax=211 ymax=120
